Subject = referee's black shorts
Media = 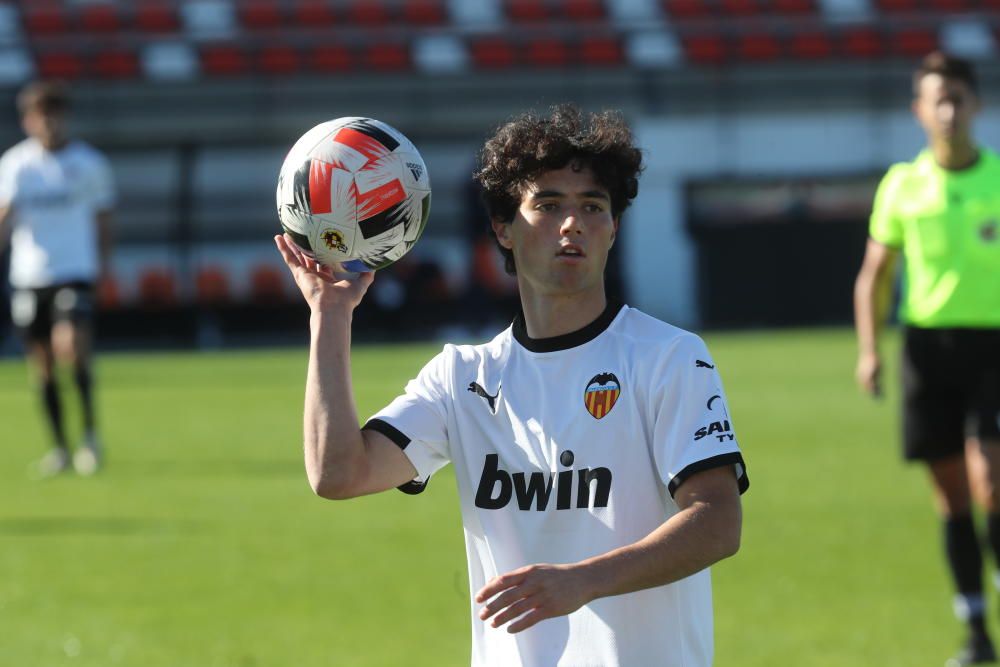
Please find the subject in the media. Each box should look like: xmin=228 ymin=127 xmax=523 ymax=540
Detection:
xmin=902 ymin=326 xmax=1000 ymax=461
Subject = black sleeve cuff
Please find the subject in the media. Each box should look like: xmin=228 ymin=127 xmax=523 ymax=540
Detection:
xmin=362 ymin=418 xmax=429 ymax=495
xmin=667 ymin=452 xmax=749 ymax=498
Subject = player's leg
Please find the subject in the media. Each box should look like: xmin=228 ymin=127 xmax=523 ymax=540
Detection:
xmin=51 ymin=284 xmax=101 ymax=475
xmin=904 ymin=327 xmax=994 ymax=666
xmin=12 ymin=287 xmax=71 ymax=476
xmin=966 ymin=329 xmax=1000 ymax=619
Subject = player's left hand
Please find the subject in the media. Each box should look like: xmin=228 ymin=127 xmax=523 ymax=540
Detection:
xmin=475 ymin=563 xmax=594 ymax=633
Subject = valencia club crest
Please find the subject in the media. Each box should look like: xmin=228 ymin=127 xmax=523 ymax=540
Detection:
xmin=585 ymin=372 xmax=621 ymax=420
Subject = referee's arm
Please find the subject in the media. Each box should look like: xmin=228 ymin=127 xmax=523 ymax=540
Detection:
xmin=853 ymin=238 xmax=899 ymax=397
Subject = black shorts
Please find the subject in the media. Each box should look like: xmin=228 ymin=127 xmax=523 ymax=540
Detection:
xmin=10 ymin=281 xmax=96 ymax=343
xmin=902 ymin=326 xmax=1000 ymax=461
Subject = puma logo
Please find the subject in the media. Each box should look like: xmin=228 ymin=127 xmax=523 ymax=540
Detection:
xmin=695 ymin=360 xmax=715 ymax=369
xmin=468 ymin=382 xmax=500 ymax=414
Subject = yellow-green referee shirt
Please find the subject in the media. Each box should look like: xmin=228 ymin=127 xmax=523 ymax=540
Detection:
xmin=869 ymin=147 xmax=1000 ymax=328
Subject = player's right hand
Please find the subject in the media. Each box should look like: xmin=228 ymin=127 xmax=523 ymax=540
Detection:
xmin=274 ymin=234 xmax=374 ymax=313
xmin=855 ymin=352 xmax=882 ymax=398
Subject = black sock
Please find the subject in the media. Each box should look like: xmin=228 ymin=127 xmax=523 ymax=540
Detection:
xmin=41 ymin=379 xmax=67 ymax=448
xmin=946 ymin=515 xmax=986 ymax=632
xmin=74 ymin=366 xmax=95 ymax=434
xmin=986 ymin=513 xmax=1000 ymax=575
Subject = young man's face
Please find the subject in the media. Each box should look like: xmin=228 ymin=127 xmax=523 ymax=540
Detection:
xmin=492 ymin=164 xmax=618 ymax=299
xmin=22 ymin=107 xmax=68 ymax=150
xmin=913 ymin=73 xmax=980 ymax=146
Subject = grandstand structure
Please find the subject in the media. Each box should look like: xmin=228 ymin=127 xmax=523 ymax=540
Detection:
xmin=0 ymin=0 xmax=997 ymax=340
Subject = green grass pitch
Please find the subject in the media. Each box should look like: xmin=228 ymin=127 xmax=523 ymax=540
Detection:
xmin=0 ymin=328 xmax=973 ymax=665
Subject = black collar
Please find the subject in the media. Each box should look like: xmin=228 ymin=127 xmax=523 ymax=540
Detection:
xmin=512 ymin=300 xmax=624 ymax=353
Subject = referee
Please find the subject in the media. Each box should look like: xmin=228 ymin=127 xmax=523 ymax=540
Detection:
xmin=854 ymin=52 xmax=1000 ymax=667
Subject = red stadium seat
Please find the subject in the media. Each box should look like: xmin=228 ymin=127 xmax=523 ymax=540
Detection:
xmin=664 ymin=0 xmax=711 ymax=19
xmin=201 ymin=45 xmax=249 ymax=76
xmin=789 ymin=31 xmax=833 ymax=59
xmin=240 ymin=0 xmax=284 ymax=29
xmin=250 ymin=265 xmax=286 ymax=304
xmin=309 ymin=45 xmax=352 ymax=71
xmin=722 ymin=0 xmax=761 ymax=15
xmin=349 ymin=0 xmax=391 ymax=26
xmin=22 ymin=4 xmax=70 ymax=35
xmin=80 ymin=3 xmax=121 ymax=33
xmin=471 ymin=37 xmax=518 ymax=69
xmin=97 ymin=275 xmax=121 ymax=310
xmin=259 ymin=45 xmax=300 ymax=73
xmin=507 ymin=0 xmax=549 ymax=22
xmin=94 ymin=49 xmax=140 ymax=78
xmin=580 ymin=36 xmax=623 ymax=66
xmin=840 ymin=27 xmax=883 ymax=58
xmin=526 ymin=38 xmax=570 ymax=67
xmin=737 ymin=33 xmax=781 ymax=61
xmin=135 ymin=3 xmax=180 ymax=33
xmin=875 ymin=0 xmax=918 ymax=12
xmin=365 ymin=42 xmax=409 ymax=70
xmin=402 ymin=0 xmax=446 ymax=25
xmin=37 ymin=52 xmax=85 ymax=79
xmin=891 ymin=28 xmax=936 ymax=56
xmin=771 ymin=0 xmax=815 ymax=14
xmin=138 ymin=268 xmax=178 ymax=307
xmin=683 ymin=35 xmax=727 ymax=65
xmin=293 ymin=0 xmax=337 ymax=26
xmin=562 ymin=0 xmax=606 ymax=21
xmin=927 ymin=0 xmax=974 ymax=11
xmin=195 ymin=267 xmax=231 ymax=305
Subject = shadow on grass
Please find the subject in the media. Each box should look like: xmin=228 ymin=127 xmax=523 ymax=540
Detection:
xmin=0 ymin=517 xmax=208 ymax=536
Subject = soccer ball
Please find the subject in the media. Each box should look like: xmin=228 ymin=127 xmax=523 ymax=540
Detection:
xmin=275 ymin=117 xmax=431 ymax=272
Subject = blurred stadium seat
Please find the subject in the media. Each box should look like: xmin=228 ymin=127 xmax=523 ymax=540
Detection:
xmin=36 ymin=51 xmax=85 ymax=79
xmin=471 ymin=37 xmax=517 ymax=69
xmin=94 ymin=49 xmax=140 ymax=79
xmin=97 ymin=275 xmax=122 ymax=310
xmin=526 ymin=38 xmax=571 ymax=67
xmin=200 ymin=44 xmax=250 ymax=76
xmin=309 ymin=44 xmax=353 ymax=71
xmin=79 ymin=3 xmax=121 ymax=33
xmin=258 ymin=45 xmax=300 ymax=74
xmin=580 ymin=36 xmax=624 ymax=66
xmin=239 ymin=0 xmax=285 ymax=29
xmin=292 ymin=0 xmax=337 ymax=26
xmin=402 ymin=0 xmax=446 ymax=25
xmin=195 ymin=267 xmax=232 ymax=305
xmin=135 ymin=3 xmax=181 ymax=33
xmin=139 ymin=268 xmax=179 ymax=308
xmin=250 ymin=265 xmax=287 ymax=305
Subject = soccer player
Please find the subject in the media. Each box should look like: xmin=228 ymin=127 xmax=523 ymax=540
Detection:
xmin=0 ymin=81 xmax=115 ymax=477
xmin=276 ymin=105 xmax=748 ymax=666
xmin=854 ymin=52 xmax=1000 ymax=666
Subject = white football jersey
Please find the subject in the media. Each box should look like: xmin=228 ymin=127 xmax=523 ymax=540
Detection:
xmin=366 ymin=302 xmax=749 ymax=667
xmin=0 ymin=138 xmax=115 ymax=288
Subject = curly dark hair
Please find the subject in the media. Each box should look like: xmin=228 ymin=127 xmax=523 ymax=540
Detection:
xmin=913 ymin=51 xmax=978 ymax=96
xmin=474 ymin=105 xmax=643 ymax=275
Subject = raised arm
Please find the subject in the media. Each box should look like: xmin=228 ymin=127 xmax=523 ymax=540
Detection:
xmin=853 ymin=238 xmax=899 ymax=397
xmin=275 ymin=234 xmax=418 ymax=499
xmin=476 ymin=466 xmax=742 ymax=633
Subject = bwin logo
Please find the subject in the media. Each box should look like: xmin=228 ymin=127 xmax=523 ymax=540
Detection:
xmin=474 ymin=451 xmax=612 ymax=511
